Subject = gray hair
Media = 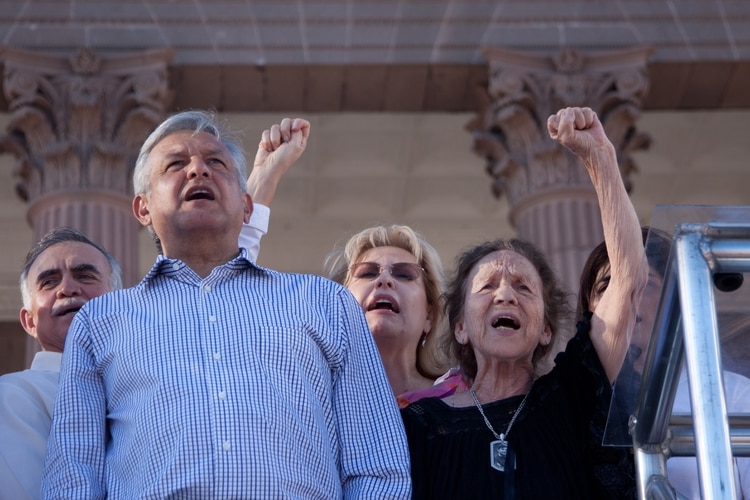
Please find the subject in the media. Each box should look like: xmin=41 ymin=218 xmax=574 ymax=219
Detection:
xmin=444 ymin=238 xmax=572 ymax=379
xmin=20 ymin=227 xmax=123 ymax=309
xmin=132 ymin=110 xmax=247 ymax=196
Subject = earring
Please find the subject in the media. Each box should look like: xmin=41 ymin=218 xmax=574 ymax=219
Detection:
xmin=421 ymin=332 xmax=428 ymax=348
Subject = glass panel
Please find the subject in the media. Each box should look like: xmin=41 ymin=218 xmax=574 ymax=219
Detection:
xmin=603 ymin=205 xmax=750 ymax=446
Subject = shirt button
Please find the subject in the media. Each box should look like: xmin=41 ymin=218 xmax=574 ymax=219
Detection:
xmin=172 ymin=263 xmax=180 ymax=270
xmin=203 ymin=284 xmax=211 ymax=292
xmin=218 ymin=391 xmax=226 ymax=400
xmin=223 ymin=441 xmax=231 ymax=451
xmin=213 ymin=352 xmax=221 ymax=360
xmin=209 ymin=315 xmax=217 ymax=323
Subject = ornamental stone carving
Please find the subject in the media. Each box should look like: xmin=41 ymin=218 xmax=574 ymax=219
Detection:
xmin=469 ymin=46 xmax=653 ymax=209
xmin=0 ymin=47 xmax=174 ymax=203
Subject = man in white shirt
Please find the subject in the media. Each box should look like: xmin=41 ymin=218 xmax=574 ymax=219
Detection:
xmin=0 ymin=227 xmax=122 ymax=500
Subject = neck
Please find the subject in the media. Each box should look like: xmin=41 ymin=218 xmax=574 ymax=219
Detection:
xmin=471 ymin=364 xmax=534 ymax=402
xmin=163 ymin=239 xmax=240 ymax=278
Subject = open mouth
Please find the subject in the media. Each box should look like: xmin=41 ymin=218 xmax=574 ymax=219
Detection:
xmin=492 ymin=316 xmax=520 ymax=330
xmin=185 ymin=186 xmax=215 ymax=201
xmin=368 ymin=299 xmax=400 ymax=313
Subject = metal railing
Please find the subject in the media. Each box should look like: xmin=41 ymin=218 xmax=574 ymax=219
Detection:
xmin=632 ymin=221 xmax=750 ymax=499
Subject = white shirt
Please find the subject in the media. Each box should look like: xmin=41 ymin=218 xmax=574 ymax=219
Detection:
xmin=668 ymin=369 xmax=750 ymax=499
xmin=0 ymin=351 xmax=61 ymax=500
xmin=239 ymin=203 xmax=269 ymax=263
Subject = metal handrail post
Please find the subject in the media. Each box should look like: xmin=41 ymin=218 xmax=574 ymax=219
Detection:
xmin=675 ymin=225 xmax=735 ymax=499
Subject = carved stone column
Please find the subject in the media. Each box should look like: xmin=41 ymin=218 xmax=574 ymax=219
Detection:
xmin=0 ymin=47 xmax=173 ymax=363
xmin=468 ymin=47 xmax=652 ymax=296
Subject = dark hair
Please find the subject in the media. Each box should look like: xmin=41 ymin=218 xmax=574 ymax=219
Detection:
xmin=19 ymin=227 xmax=123 ymax=308
xmin=577 ymin=226 xmax=672 ymax=320
xmin=444 ymin=238 xmax=572 ymax=379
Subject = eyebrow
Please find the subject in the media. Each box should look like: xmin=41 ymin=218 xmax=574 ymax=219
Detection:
xmin=35 ymin=268 xmax=61 ymax=286
xmin=35 ymin=263 xmax=103 ymax=285
xmin=71 ymin=263 xmax=103 ymax=276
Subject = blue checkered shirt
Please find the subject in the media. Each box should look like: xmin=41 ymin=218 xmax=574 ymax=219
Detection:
xmin=42 ymin=250 xmax=411 ymax=499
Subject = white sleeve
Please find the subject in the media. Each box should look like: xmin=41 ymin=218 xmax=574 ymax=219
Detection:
xmin=238 ymin=203 xmax=270 ymax=263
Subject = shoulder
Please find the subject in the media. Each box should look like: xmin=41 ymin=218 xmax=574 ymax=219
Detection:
xmin=252 ymin=268 xmax=352 ymax=300
xmin=261 ymin=267 xmax=341 ymax=287
xmin=0 ymin=369 xmax=56 ymax=409
xmin=0 ymin=370 xmax=29 ymax=391
xmin=0 ymin=368 xmax=54 ymax=388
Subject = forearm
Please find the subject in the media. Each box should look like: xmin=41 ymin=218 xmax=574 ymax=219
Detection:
xmin=587 ymin=144 xmax=645 ymax=291
xmin=247 ymin=169 xmax=281 ymax=206
xmin=587 ymin=144 xmax=647 ymax=381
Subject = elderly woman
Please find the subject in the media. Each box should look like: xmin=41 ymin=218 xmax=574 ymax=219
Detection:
xmin=400 ymin=107 xmax=648 ymax=497
xmin=325 ymin=224 xmax=463 ymax=406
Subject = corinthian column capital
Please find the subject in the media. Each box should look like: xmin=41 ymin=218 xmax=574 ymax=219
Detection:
xmin=0 ymin=46 xmax=174 ymax=202
xmin=469 ymin=46 xmax=653 ymax=206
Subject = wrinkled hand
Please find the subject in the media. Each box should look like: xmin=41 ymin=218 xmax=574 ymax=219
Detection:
xmin=247 ymin=117 xmax=310 ymax=205
xmin=547 ymin=107 xmax=611 ymax=162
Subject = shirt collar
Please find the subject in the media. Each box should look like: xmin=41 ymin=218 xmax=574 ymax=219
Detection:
xmin=141 ymin=247 xmax=264 ymax=284
xmin=30 ymin=351 xmax=63 ymax=372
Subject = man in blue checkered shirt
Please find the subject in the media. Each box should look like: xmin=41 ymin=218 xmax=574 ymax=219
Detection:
xmin=42 ymin=111 xmax=411 ymax=498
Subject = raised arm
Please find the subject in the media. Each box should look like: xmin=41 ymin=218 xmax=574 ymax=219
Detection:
xmin=247 ymin=117 xmax=310 ymax=206
xmin=239 ymin=118 xmax=311 ymax=261
xmin=548 ymin=107 xmax=647 ymax=383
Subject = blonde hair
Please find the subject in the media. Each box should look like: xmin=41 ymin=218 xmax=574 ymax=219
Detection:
xmin=324 ymin=224 xmax=452 ymax=378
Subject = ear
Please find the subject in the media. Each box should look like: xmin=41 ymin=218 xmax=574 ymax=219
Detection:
xmin=454 ymin=319 xmax=468 ymax=345
xmin=133 ymin=194 xmax=152 ymax=227
xmin=19 ymin=308 xmax=38 ymax=339
xmin=422 ymin=306 xmax=433 ymax=335
xmin=540 ymin=322 xmax=553 ymax=346
xmin=242 ymin=192 xmax=253 ymax=224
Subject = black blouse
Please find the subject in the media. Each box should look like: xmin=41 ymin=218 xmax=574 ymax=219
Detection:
xmin=401 ymin=315 xmax=612 ymax=499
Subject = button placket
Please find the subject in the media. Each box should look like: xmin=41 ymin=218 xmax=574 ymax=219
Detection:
xmin=202 ymin=278 xmax=232 ymax=455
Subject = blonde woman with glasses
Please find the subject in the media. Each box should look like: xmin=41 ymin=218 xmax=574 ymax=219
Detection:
xmin=325 ymin=225 xmax=465 ymax=407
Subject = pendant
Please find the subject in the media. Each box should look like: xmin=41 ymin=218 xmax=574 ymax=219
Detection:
xmin=490 ymin=438 xmax=508 ymax=471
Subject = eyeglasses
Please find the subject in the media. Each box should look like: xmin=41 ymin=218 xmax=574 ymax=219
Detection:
xmin=349 ymin=262 xmax=425 ymax=282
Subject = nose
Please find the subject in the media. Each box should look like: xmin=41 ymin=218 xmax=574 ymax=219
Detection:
xmin=493 ymin=281 xmax=517 ymax=304
xmin=375 ymin=267 xmax=395 ymax=288
xmin=187 ymin=157 xmax=211 ymax=179
xmin=56 ymin=274 xmax=82 ymax=298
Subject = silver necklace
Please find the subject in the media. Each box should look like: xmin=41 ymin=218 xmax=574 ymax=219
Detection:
xmin=470 ymin=387 xmax=529 ymax=472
